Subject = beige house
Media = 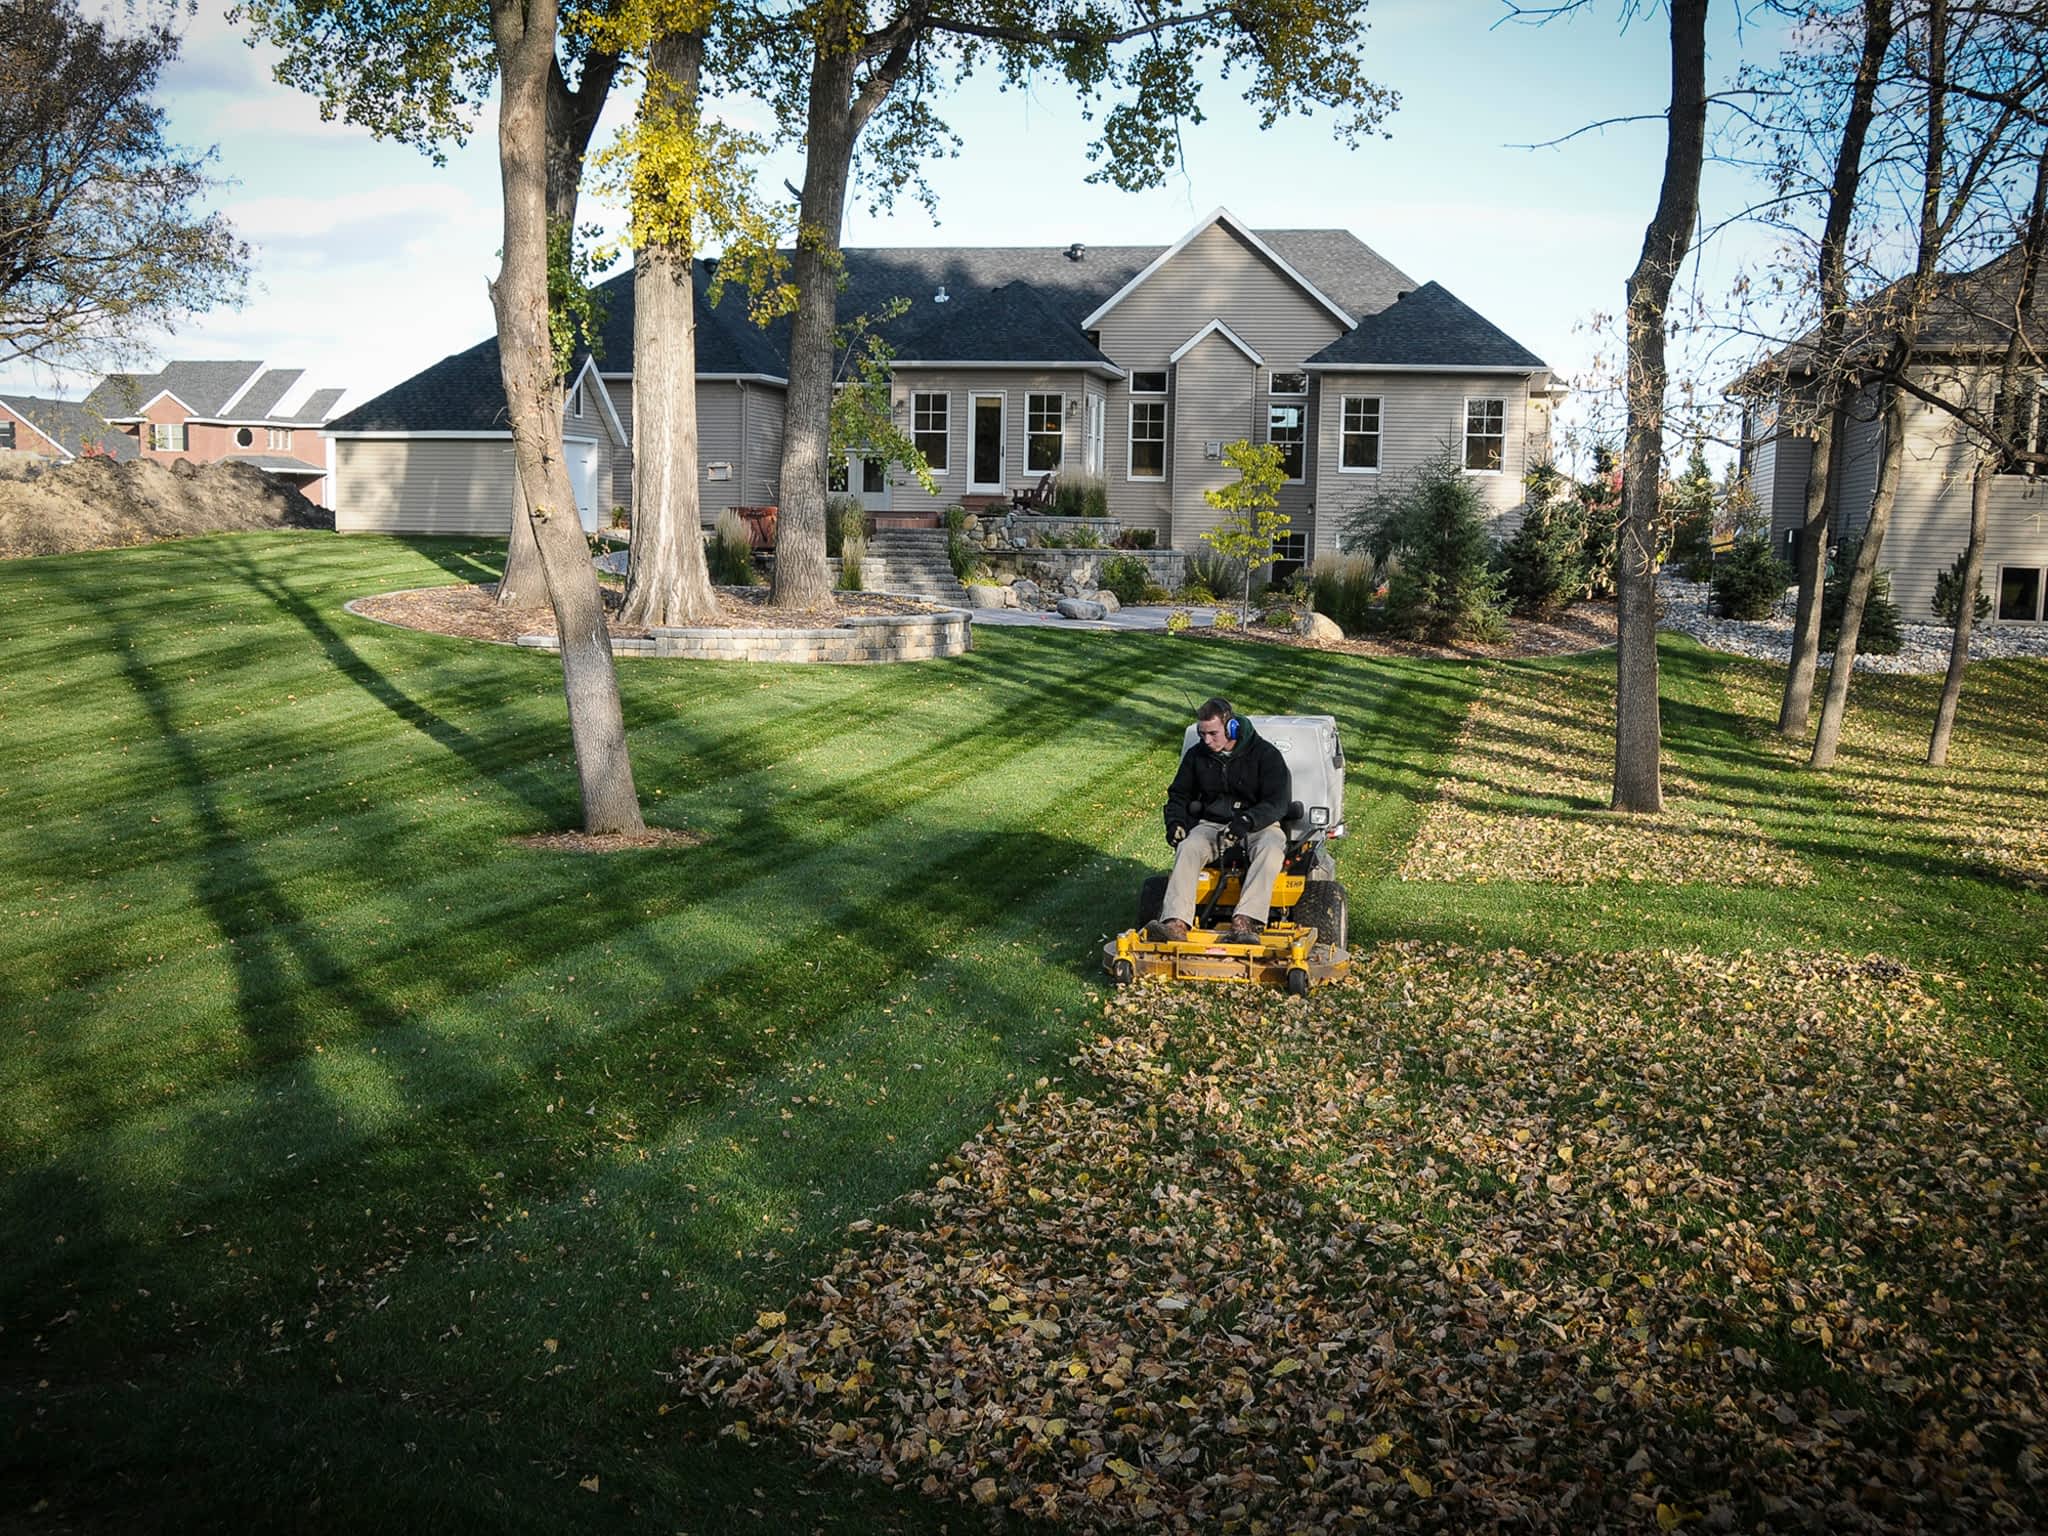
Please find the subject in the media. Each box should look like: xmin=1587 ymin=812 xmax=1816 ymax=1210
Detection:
xmin=1738 ymin=243 xmax=2048 ymax=624
xmin=329 ymin=209 xmax=1555 ymax=557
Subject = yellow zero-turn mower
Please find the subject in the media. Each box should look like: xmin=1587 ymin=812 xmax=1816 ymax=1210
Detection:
xmin=1103 ymin=714 xmax=1352 ymax=996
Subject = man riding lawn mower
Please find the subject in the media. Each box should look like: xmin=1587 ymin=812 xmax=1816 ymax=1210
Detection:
xmin=1103 ymin=698 xmax=1352 ymax=995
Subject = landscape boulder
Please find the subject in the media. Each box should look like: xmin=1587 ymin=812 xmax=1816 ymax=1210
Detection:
xmin=965 ymin=582 xmax=1006 ymax=608
xmin=1056 ymin=597 xmax=1108 ymax=621
xmin=1091 ymin=590 xmax=1121 ymax=614
xmin=1012 ymin=578 xmax=1044 ymax=609
xmin=1299 ymin=612 xmax=1345 ymax=643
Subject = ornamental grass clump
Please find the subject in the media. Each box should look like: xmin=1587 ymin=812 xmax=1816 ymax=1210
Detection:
xmin=837 ymin=529 xmax=866 ymax=591
xmin=1306 ymin=554 xmax=1376 ymax=637
xmin=707 ymin=508 xmax=760 ymax=586
xmin=1344 ymin=450 xmax=1507 ymax=643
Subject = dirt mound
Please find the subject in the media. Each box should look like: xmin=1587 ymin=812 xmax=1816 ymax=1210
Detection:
xmin=0 ymin=453 xmax=333 ymax=559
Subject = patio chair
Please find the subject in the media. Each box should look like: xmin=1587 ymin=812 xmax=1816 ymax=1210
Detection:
xmin=1013 ymin=473 xmax=1055 ymax=512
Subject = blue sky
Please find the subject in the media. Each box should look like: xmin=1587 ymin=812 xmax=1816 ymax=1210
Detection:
xmin=5 ymin=1 xmax=1791 ymax=425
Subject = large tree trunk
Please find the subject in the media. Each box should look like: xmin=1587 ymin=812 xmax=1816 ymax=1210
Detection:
xmin=488 ymin=0 xmax=644 ymax=833
xmin=767 ymin=35 xmax=860 ymax=612
xmin=1612 ymin=0 xmax=1710 ymax=816
xmin=1778 ymin=0 xmax=1894 ymax=738
xmin=1929 ymin=145 xmax=2048 ymax=765
xmin=499 ymin=50 xmax=620 ymax=613
xmin=1811 ymin=0 xmax=1949 ymax=771
xmin=620 ymin=29 xmax=719 ymax=629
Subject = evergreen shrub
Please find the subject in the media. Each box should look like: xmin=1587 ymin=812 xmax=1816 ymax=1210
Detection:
xmin=1931 ymin=551 xmax=1992 ymax=625
xmin=1710 ymin=533 xmax=1790 ymax=620
xmin=1821 ymin=539 xmax=1902 ymax=654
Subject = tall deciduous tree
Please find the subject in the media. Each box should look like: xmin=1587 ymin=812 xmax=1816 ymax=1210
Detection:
xmin=488 ymin=0 xmax=644 ymax=832
xmin=1928 ymin=143 xmax=2048 ymax=764
xmin=1613 ymin=0 xmax=1711 ymax=815
xmin=0 ymin=0 xmax=247 ymax=369
xmin=1755 ymin=0 xmax=1897 ymax=740
xmin=239 ymin=0 xmax=620 ymax=610
xmin=737 ymin=0 xmax=1398 ymax=611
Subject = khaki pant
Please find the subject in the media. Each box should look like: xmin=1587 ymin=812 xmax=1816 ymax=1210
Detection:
xmin=1163 ymin=821 xmax=1287 ymax=927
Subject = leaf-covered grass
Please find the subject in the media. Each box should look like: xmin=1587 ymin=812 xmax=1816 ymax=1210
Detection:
xmin=2 ymin=536 xmax=2042 ymax=1532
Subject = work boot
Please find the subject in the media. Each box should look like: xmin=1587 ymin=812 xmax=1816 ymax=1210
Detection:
xmin=1229 ymin=914 xmax=1265 ymax=943
xmin=1145 ymin=917 xmax=1190 ymax=943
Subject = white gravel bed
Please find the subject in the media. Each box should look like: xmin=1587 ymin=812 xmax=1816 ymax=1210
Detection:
xmin=1656 ymin=577 xmax=2048 ymax=675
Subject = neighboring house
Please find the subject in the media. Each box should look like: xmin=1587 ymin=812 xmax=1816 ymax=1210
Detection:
xmin=82 ymin=361 xmax=348 ymax=506
xmin=328 ymin=208 xmax=1557 ymax=558
xmin=0 ymin=395 xmax=138 ymax=461
xmin=1735 ymin=242 xmax=2048 ymax=624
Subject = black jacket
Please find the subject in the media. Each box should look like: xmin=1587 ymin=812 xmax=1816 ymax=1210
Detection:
xmin=1164 ymin=719 xmax=1291 ymax=836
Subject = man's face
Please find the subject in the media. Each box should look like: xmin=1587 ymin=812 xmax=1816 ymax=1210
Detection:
xmin=1195 ymin=716 xmax=1233 ymax=751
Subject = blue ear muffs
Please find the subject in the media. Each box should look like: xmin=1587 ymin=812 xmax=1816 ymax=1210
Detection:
xmin=1226 ymin=716 xmax=1239 ymax=742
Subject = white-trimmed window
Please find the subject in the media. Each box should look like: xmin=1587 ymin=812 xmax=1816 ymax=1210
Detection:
xmin=1464 ymin=397 xmax=1506 ymax=473
xmin=1268 ymin=369 xmax=1308 ymax=397
xmin=912 ymin=392 xmax=948 ymax=472
xmin=1129 ymin=370 xmax=1167 ymax=395
xmin=0 ymin=421 xmax=13 ymax=451
xmin=1340 ymin=396 xmax=1381 ymax=472
xmin=1997 ymin=564 xmax=2045 ymax=622
xmin=1268 ymin=403 xmax=1305 ymax=482
xmin=1129 ymin=401 xmax=1166 ymax=480
xmin=268 ymin=426 xmax=292 ymax=451
xmin=149 ymin=423 xmax=187 ymax=452
xmin=1027 ymin=392 xmax=1063 ymax=473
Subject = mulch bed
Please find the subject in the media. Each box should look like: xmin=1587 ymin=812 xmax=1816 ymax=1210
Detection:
xmin=505 ymin=827 xmax=707 ymax=854
xmin=1185 ymin=602 xmax=1618 ymax=661
xmin=350 ymin=582 xmax=941 ymax=646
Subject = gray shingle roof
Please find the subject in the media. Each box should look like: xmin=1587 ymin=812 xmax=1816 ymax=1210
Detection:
xmin=225 ymin=452 xmax=327 ymax=475
xmin=891 ymin=280 xmax=1116 ymax=367
xmin=1304 ymin=282 xmax=1548 ymax=371
xmin=87 ymin=361 xmax=266 ymax=418
xmin=227 ymin=369 xmax=303 ymax=418
xmin=0 ymin=395 xmax=138 ymax=459
xmin=289 ymin=388 xmax=346 ymax=424
xmin=334 ymin=229 xmax=1525 ymax=434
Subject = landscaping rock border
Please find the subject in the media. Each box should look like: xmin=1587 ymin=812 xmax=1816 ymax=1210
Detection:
xmin=515 ymin=608 xmax=972 ymax=664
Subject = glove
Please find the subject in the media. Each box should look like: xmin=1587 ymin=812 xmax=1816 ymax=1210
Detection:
xmin=1228 ymin=814 xmax=1255 ymax=841
xmin=1167 ymin=822 xmax=1189 ymax=848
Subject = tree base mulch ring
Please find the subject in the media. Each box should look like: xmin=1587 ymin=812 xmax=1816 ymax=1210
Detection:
xmin=678 ymin=942 xmax=2047 ymax=1534
xmin=506 ymin=827 xmax=706 ymax=854
xmin=350 ymin=582 xmax=942 ymax=646
xmin=1182 ymin=600 xmax=1618 ymax=661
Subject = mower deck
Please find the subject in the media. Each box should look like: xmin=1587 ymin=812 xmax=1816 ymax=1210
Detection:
xmin=1103 ymin=920 xmax=1351 ymax=994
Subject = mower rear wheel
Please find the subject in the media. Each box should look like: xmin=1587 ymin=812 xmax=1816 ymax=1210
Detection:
xmin=1291 ymin=879 xmax=1350 ymax=953
xmin=1136 ymin=875 xmax=1168 ymax=931
xmin=1110 ymin=958 xmax=1135 ymax=986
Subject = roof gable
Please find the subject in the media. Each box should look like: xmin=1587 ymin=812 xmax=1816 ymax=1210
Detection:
xmin=1171 ymin=319 xmax=1264 ymax=366
xmin=0 ymin=395 xmax=138 ymax=459
xmin=1304 ymin=282 xmax=1547 ymax=371
xmin=1081 ymin=209 xmax=1357 ymax=332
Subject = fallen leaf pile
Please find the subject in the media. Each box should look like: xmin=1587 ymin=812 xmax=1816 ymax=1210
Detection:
xmin=1401 ymin=665 xmax=1810 ymax=886
xmin=678 ymin=944 xmax=2046 ymax=1533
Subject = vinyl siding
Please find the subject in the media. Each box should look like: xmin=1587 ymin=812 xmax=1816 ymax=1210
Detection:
xmin=743 ymin=384 xmax=784 ymax=507
xmin=1093 ymin=222 xmax=1347 ymax=539
xmin=878 ymin=370 xmax=1097 ymax=515
xmin=1762 ymin=434 xmax=1814 ymax=549
xmin=1874 ymin=365 xmax=2048 ymax=620
xmin=1170 ymin=331 xmax=1260 ymax=550
xmin=604 ymin=377 xmax=634 ymax=506
xmin=335 ymin=439 xmax=518 ymax=535
xmin=1829 ymin=384 xmax=1884 ymax=540
xmin=1308 ymin=372 xmax=1538 ymax=561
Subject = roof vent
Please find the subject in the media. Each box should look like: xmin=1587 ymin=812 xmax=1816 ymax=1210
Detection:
xmin=1066 ymin=242 xmax=1087 ymax=262
xmin=934 ymin=285 xmax=950 ymax=304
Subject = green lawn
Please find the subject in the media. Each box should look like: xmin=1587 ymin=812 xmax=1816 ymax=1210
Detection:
xmin=2 ymin=533 xmax=2041 ymax=1531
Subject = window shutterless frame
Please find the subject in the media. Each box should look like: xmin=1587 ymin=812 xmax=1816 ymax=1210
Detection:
xmin=969 ymin=392 xmax=1006 ymax=490
xmin=1996 ymin=564 xmax=2044 ymax=622
xmin=1127 ymin=399 xmax=1167 ymax=481
xmin=1129 ymin=370 xmax=1168 ymax=395
xmin=911 ymin=391 xmax=949 ymax=474
xmin=1339 ymin=395 xmax=1381 ymax=473
xmin=1463 ymin=397 xmax=1506 ymax=474
xmin=1026 ymin=392 xmax=1063 ymax=474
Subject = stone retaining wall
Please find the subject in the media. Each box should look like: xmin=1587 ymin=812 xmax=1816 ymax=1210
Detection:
xmin=984 ymin=547 xmax=1188 ymax=591
xmin=517 ymin=609 xmax=972 ymax=664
